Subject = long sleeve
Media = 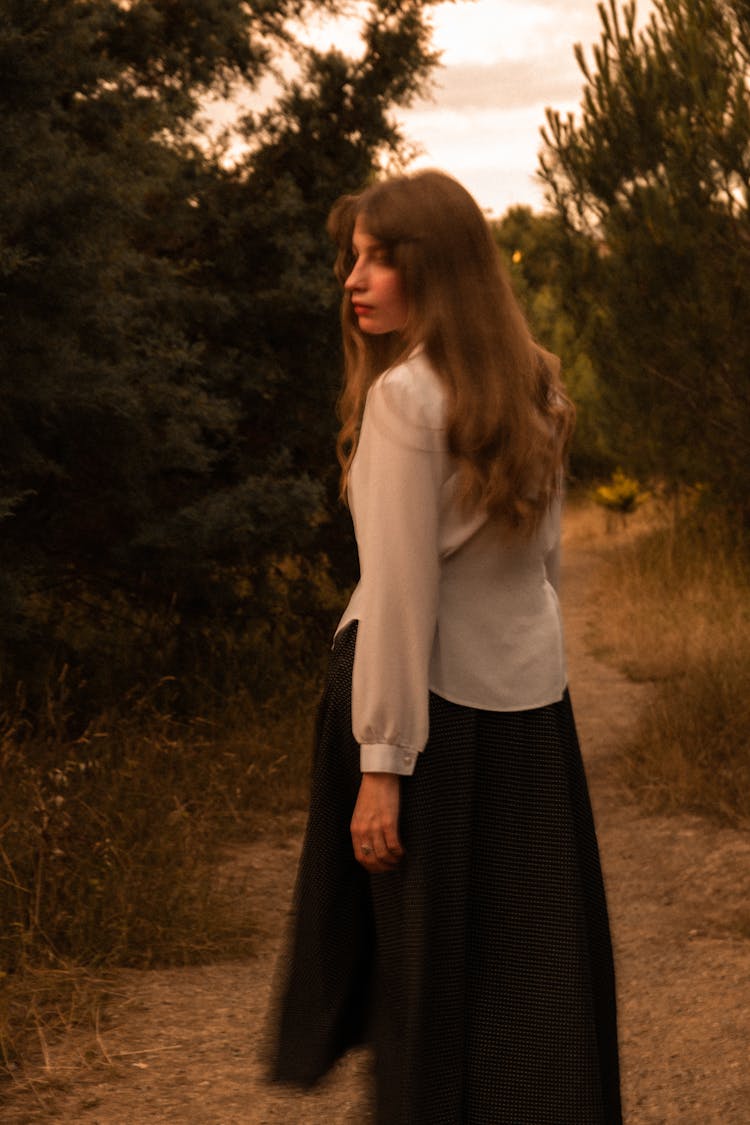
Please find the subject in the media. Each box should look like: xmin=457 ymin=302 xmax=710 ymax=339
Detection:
xmin=348 ymin=362 xmax=447 ymax=776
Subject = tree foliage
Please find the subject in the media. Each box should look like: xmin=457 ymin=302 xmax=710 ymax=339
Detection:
xmin=0 ymin=0 xmax=444 ymax=710
xmin=539 ymin=0 xmax=750 ymax=512
xmin=492 ymin=207 xmax=613 ymax=479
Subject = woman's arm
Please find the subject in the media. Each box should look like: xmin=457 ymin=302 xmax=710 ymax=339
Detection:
xmin=347 ymin=360 xmax=446 ymax=871
xmin=349 ymin=362 xmax=445 ymax=773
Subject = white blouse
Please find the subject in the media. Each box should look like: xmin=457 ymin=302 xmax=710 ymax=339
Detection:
xmin=335 ymin=349 xmax=567 ymax=776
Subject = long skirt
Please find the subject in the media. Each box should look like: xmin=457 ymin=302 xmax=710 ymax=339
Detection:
xmin=269 ymin=622 xmax=622 ymax=1124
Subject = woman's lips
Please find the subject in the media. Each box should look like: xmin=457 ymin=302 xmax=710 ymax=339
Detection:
xmin=353 ymin=303 xmax=373 ymax=316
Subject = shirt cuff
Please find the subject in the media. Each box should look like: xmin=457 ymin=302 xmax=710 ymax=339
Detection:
xmin=360 ymin=742 xmax=418 ymax=776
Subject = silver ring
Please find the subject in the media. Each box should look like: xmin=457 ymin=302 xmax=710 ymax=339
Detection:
xmin=361 ymin=844 xmax=373 ymax=856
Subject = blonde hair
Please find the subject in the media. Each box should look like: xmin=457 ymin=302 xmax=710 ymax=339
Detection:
xmin=328 ymin=170 xmax=575 ymax=533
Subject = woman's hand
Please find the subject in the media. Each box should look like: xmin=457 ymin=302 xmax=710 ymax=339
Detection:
xmin=351 ymin=772 xmax=405 ymax=873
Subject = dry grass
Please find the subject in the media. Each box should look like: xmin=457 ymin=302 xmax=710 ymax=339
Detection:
xmin=0 ymin=549 xmax=338 ymax=1080
xmin=0 ymin=967 xmax=116 ymax=1079
xmin=562 ymin=486 xmax=663 ymax=551
xmin=0 ymin=667 xmax=323 ymax=1079
xmin=586 ymin=502 xmax=750 ymax=825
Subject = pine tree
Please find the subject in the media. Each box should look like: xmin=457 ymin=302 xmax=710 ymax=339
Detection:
xmin=539 ymin=0 xmax=750 ymax=512
xmin=0 ymin=0 xmax=443 ymax=708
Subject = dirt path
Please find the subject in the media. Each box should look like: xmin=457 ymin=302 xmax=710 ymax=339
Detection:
xmin=3 ymin=533 xmax=750 ymax=1124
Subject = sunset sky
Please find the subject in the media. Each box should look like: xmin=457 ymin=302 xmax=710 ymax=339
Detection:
xmin=401 ymin=0 xmax=619 ymax=215
xmin=303 ymin=0 xmax=654 ymax=216
xmin=211 ymin=0 xmax=654 ymax=217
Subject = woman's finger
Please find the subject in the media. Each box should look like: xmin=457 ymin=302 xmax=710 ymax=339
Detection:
xmin=355 ymin=834 xmax=399 ymax=872
xmin=383 ymin=826 xmax=404 ymax=857
xmin=371 ymin=833 xmax=401 ymax=867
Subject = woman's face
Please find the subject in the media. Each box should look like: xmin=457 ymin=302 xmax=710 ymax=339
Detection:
xmin=344 ymin=216 xmax=408 ymax=336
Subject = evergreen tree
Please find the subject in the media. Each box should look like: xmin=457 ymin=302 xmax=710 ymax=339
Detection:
xmin=0 ymin=0 xmax=443 ymax=709
xmin=539 ymin=0 xmax=750 ymax=512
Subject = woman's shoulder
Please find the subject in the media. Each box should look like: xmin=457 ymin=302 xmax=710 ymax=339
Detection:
xmin=370 ymin=350 xmax=446 ymax=439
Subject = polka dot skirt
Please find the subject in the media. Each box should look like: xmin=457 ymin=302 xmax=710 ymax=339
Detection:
xmin=269 ymin=622 xmax=622 ymax=1124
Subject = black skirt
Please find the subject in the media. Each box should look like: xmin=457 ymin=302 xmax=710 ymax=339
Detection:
xmin=270 ymin=622 xmax=622 ymax=1124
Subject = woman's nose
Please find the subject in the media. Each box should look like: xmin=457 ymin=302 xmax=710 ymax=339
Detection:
xmin=345 ymin=260 xmax=363 ymax=291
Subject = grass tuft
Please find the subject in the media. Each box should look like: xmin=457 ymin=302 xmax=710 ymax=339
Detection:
xmin=0 ymin=665 xmax=323 ymax=1076
xmin=590 ymin=509 xmax=750 ymax=825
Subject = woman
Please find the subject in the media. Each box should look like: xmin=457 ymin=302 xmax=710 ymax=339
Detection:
xmin=270 ymin=170 xmax=622 ymax=1124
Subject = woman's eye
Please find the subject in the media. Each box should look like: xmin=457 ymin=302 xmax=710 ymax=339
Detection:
xmin=349 ymin=244 xmax=392 ymax=267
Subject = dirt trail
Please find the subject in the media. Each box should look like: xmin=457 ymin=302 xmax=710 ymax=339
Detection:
xmin=3 ymin=531 xmax=750 ymax=1124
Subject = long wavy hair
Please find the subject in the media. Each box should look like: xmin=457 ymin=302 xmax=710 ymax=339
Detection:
xmin=328 ymin=170 xmax=575 ymax=533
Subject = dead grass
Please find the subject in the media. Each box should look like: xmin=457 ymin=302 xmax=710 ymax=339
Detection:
xmin=562 ymin=486 xmax=664 ymax=550
xmin=0 ymin=667 xmax=322 ymax=1079
xmin=0 ymin=967 xmax=117 ymax=1081
xmin=586 ymin=502 xmax=750 ymax=826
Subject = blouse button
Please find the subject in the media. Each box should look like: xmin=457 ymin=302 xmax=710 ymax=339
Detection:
xmin=403 ymin=752 xmax=414 ymax=766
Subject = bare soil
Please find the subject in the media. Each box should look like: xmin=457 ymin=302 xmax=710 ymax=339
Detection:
xmin=3 ymin=528 xmax=750 ymax=1124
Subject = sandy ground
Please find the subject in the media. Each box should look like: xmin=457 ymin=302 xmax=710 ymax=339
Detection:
xmin=2 ymin=528 xmax=750 ymax=1124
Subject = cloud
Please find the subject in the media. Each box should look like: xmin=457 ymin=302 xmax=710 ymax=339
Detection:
xmin=415 ymin=59 xmax=586 ymax=113
xmin=458 ymin=164 xmax=547 ymax=216
xmin=402 ymin=101 xmax=554 ymax=213
xmin=427 ymin=0 xmax=627 ymax=65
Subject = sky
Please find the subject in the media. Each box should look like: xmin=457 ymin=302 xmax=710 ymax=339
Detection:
xmin=210 ymin=0 xmax=654 ymax=218
xmin=300 ymin=0 xmax=654 ymax=216
xmin=401 ymin=0 xmax=613 ymax=215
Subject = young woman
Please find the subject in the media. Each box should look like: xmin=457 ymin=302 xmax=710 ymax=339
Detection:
xmin=270 ymin=170 xmax=622 ymax=1124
